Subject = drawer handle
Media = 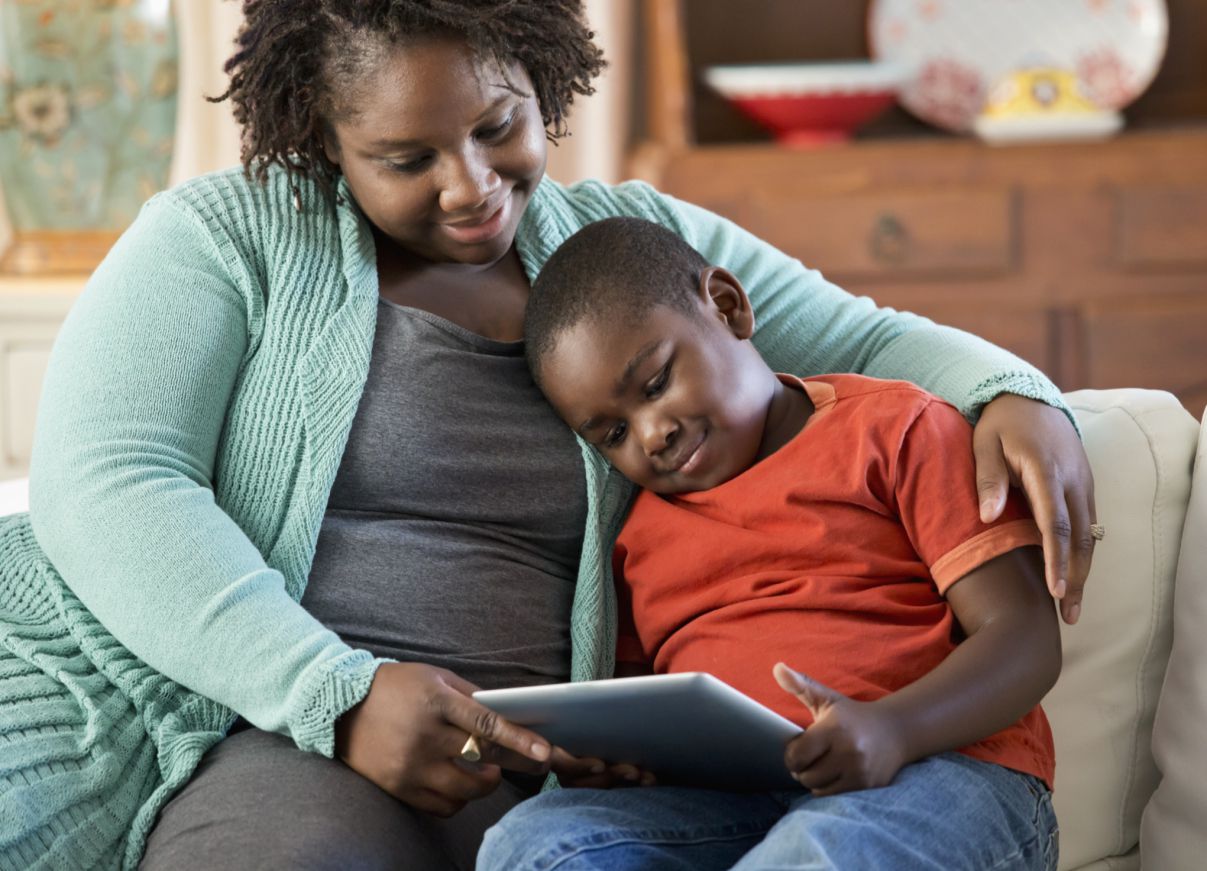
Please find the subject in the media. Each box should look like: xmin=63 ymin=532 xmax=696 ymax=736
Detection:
xmin=870 ymin=213 xmax=910 ymax=264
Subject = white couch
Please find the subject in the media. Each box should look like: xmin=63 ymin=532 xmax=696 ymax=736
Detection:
xmin=0 ymin=389 xmax=1203 ymax=869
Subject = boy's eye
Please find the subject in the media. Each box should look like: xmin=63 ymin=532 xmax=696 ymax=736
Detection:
xmin=644 ymin=364 xmax=670 ymax=399
xmin=603 ymin=421 xmax=628 ymax=448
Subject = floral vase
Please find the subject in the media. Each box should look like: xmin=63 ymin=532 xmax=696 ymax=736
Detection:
xmin=0 ymin=0 xmax=178 ymax=274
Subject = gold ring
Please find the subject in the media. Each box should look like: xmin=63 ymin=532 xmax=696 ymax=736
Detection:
xmin=459 ymin=735 xmax=481 ymax=762
xmin=1090 ymin=523 xmax=1106 ymax=541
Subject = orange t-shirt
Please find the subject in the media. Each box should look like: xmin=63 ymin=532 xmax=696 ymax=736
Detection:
xmin=613 ymin=374 xmax=1053 ymax=787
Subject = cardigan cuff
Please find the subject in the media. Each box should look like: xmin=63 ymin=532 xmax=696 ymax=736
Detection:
xmin=966 ymin=371 xmax=1082 ymax=439
xmin=288 ymin=649 xmax=384 ymax=758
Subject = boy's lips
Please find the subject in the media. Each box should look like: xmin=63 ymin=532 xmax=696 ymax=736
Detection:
xmin=666 ymin=432 xmax=707 ymax=476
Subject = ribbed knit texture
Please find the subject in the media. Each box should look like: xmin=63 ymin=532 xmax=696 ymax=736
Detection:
xmin=0 ymin=166 xmax=1071 ymax=868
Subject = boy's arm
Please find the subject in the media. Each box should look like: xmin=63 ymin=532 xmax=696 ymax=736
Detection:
xmin=778 ymin=545 xmax=1060 ymax=794
xmin=872 ymin=544 xmax=1060 ymax=759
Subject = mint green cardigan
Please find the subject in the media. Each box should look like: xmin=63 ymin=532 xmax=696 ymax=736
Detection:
xmin=0 ymin=166 xmax=1068 ymax=869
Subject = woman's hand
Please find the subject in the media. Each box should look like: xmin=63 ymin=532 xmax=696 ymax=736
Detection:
xmin=775 ymin=664 xmax=907 ymax=796
xmin=550 ymin=747 xmax=657 ymax=789
xmin=973 ymin=394 xmax=1096 ymax=624
xmin=334 ymin=662 xmax=551 ymax=817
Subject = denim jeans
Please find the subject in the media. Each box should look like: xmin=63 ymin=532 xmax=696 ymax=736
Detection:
xmin=477 ymin=752 xmax=1058 ymax=870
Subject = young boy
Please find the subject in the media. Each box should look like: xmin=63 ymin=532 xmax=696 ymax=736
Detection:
xmin=478 ymin=217 xmax=1061 ymax=870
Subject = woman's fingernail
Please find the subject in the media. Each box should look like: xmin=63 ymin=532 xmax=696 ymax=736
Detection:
xmin=590 ymin=761 xmax=606 ymax=774
xmin=1067 ymin=603 xmax=1081 ymax=624
xmin=1053 ymin=578 xmax=1067 ymax=599
xmin=531 ymin=742 xmax=550 ymax=760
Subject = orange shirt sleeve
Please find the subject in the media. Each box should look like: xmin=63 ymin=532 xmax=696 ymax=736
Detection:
xmin=893 ymin=398 xmax=1042 ymax=594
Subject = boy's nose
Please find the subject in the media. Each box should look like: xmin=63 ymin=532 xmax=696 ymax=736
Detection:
xmin=638 ymin=416 xmax=678 ymax=458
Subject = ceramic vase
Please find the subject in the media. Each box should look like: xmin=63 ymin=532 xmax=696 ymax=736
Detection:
xmin=0 ymin=0 xmax=178 ymax=273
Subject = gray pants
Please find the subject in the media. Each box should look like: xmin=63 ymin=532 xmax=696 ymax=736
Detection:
xmin=139 ymin=727 xmax=537 ymax=871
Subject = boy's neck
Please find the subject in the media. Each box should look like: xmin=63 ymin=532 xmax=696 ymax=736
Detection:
xmin=755 ymin=377 xmax=815 ymax=463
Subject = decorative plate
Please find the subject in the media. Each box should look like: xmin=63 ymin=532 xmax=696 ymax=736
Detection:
xmin=868 ymin=0 xmax=1168 ymax=133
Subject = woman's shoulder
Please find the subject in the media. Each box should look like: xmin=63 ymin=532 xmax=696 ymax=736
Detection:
xmin=156 ymin=163 xmax=333 ymax=230
xmin=519 ymin=175 xmax=690 ymax=268
xmin=530 ymin=175 xmax=679 ymax=224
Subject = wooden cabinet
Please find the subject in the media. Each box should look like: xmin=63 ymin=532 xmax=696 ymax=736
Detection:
xmin=0 ymin=278 xmax=85 ymax=480
xmin=630 ymin=0 xmax=1207 ymax=417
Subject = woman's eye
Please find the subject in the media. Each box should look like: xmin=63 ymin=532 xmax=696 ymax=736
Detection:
xmin=387 ymin=155 xmax=432 ymax=174
xmin=603 ymin=422 xmax=627 ymax=448
xmin=478 ymin=111 xmax=516 ymax=141
xmin=644 ymin=366 xmax=670 ymax=399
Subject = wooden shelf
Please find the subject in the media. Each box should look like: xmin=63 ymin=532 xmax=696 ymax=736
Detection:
xmin=629 ymin=1 xmax=1207 ymax=417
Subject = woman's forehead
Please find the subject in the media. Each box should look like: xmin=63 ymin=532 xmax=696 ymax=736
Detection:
xmin=343 ymin=37 xmax=520 ymax=121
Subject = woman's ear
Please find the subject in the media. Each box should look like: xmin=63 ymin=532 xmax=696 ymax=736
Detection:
xmin=698 ymin=266 xmax=755 ymax=339
xmin=321 ymin=123 xmax=342 ymax=168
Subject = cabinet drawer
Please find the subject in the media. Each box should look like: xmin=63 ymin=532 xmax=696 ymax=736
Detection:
xmin=1116 ymin=186 xmax=1207 ymax=269
xmin=1080 ymin=294 xmax=1207 ymax=418
xmin=746 ymin=188 xmax=1018 ymax=281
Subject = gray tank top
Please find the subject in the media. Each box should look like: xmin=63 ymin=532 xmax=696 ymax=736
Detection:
xmin=301 ymin=299 xmax=586 ymax=691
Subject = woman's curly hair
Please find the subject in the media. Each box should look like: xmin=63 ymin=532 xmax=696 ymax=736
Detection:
xmin=212 ymin=0 xmax=606 ymax=189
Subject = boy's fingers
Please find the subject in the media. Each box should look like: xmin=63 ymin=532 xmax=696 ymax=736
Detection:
xmin=784 ymin=726 xmax=829 ymax=774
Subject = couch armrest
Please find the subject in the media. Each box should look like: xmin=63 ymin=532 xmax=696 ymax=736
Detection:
xmin=1142 ymin=404 xmax=1207 ymax=870
xmin=1048 ymin=390 xmax=1198 ymax=871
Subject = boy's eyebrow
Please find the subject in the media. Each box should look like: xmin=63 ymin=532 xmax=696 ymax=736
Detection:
xmin=575 ymin=340 xmax=664 ymax=437
xmin=616 ymin=340 xmax=663 ymax=397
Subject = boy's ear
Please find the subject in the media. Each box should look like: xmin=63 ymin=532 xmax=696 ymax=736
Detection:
xmin=698 ymin=266 xmax=755 ymax=340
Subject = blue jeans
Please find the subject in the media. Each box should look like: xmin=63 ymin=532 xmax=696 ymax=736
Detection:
xmin=477 ymin=753 xmax=1058 ymax=870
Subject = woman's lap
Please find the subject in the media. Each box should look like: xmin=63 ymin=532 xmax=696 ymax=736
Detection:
xmin=139 ymin=727 xmax=533 ymax=871
xmin=478 ymin=753 xmax=1058 ymax=871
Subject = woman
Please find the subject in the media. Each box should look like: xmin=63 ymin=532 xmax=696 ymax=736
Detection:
xmin=0 ymin=2 xmax=1095 ymax=869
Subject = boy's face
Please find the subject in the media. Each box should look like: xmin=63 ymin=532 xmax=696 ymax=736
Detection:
xmin=538 ymin=269 xmax=776 ymax=494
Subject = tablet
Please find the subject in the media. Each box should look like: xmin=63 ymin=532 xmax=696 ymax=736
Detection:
xmin=474 ymin=672 xmax=803 ymax=791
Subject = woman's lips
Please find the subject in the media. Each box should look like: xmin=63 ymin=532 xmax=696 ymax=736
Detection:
xmin=441 ymin=196 xmax=510 ymax=245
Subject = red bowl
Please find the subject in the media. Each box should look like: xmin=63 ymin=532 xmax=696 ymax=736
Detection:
xmin=704 ymin=62 xmax=905 ymax=147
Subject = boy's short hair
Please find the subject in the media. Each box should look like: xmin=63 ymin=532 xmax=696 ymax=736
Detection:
xmin=525 ymin=216 xmax=710 ymax=387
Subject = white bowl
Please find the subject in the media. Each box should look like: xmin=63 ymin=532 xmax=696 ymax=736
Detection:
xmin=704 ymin=60 xmax=906 ymax=97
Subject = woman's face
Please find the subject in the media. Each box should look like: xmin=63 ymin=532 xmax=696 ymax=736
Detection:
xmin=324 ymin=37 xmax=547 ymax=267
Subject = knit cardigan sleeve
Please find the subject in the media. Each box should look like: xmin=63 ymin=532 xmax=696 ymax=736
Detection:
xmin=532 ymin=178 xmax=1073 ymax=428
xmin=28 ymin=193 xmax=377 ymax=757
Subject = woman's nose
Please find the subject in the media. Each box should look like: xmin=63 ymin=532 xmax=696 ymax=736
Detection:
xmin=439 ymin=152 xmax=501 ymax=215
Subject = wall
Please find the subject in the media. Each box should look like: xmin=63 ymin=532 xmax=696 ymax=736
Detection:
xmin=173 ymin=0 xmax=633 ymax=189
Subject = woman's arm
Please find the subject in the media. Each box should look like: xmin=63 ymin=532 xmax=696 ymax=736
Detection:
xmin=777 ymin=545 xmax=1060 ymax=794
xmin=28 ymin=193 xmax=374 ymax=755
xmin=650 ymin=188 xmax=1095 ymax=623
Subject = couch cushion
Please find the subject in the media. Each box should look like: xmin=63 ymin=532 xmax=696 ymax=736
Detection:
xmin=1048 ymin=390 xmax=1198 ymax=870
xmin=1141 ymin=402 xmax=1207 ymax=870
xmin=0 ymin=477 xmax=28 ymax=517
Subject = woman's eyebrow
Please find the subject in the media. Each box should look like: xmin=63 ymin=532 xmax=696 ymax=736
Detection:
xmin=367 ymin=95 xmax=515 ymax=149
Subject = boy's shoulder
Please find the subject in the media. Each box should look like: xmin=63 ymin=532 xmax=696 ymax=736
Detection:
xmin=800 ymin=373 xmax=950 ymax=415
xmin=796 ymin=374 xmax=968 ymax=446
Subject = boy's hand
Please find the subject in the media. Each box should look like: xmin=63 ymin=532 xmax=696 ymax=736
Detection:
xmin=550 ymin=746 xmax=657 ymax=789
xmin=774 ymin=663 xmax=907 ymax=796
